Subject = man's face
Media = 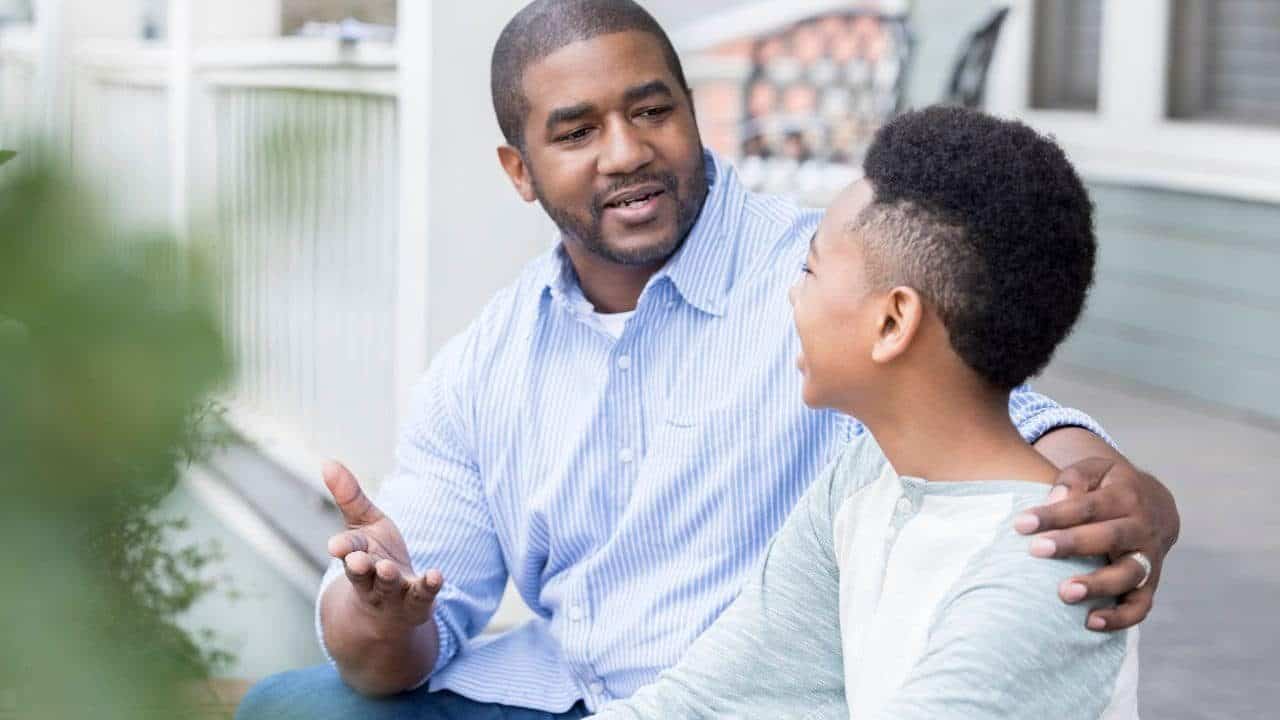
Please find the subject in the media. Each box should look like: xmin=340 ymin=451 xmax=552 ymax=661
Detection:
xmin=789 ymin=179 xmax=878 ymax=410
xmin=516 ymin=31 xmax=707 ymax=266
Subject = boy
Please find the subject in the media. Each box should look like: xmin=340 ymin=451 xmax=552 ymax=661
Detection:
xmin=595 ymin=107 xmax=1139 ymax=719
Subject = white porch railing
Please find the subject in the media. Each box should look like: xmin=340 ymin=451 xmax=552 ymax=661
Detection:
xmin=205 ymin=59 xmax=401 ymax=488
xmin=2 ymin=2 xmax=555 ymax=506
xmin=71 ymin=43 xmax=171 ymax=234
xmin=0 ymin=25 xmax=39 ymax=153
xmin=4 ymin=35 xmax=407 ymax=489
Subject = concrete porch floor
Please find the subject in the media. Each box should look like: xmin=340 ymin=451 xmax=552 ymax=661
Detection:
xmin=1035 ymin=365 xmax=1280 ymax=719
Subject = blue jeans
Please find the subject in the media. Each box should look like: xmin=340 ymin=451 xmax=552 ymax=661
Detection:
xmin=235 ymin=664 xmax=591 ymax=719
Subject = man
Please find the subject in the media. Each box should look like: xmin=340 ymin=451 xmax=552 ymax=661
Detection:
xmin=237 ymin=2 xmax=1179 ymax=718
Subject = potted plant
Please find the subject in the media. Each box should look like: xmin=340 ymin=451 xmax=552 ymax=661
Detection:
xmin=0 ymin=149 xmax=235 ymax=719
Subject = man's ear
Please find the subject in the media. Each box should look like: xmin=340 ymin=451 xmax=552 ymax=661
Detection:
xmin=497 ymin=144 xmax=537 ymax=203
xmin=871 ymin=286 xmax=924 ymax=364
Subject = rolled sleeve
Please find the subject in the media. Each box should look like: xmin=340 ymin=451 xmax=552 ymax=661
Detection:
xmin=313 ymin=333 xmax=508 ymax=680
xmin=1008 ymin=384 xmax=1117 ymax=450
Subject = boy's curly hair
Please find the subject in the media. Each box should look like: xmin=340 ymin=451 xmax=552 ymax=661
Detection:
xmin=857 ymin=106 xmax=1096 ymax=390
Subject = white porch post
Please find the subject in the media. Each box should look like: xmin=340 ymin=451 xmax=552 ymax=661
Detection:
xmin=1098 ymin=0 xmax=1170 ymax=129
xmin=167 ymin=0 xmax=192 ymax=242
xmin=32 ymin=0 xmax=63 ymax=136
xmin=393 ymin=1 xmax=557 ymax=433
xmin=32 ymin=0 xmax=139 ymax=145
xmin=394 ymin=0 xmax=432 ymax=434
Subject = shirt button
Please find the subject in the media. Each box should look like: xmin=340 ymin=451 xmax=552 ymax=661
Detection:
xmin=619 ymin=448 xmax=635 ymax=464
xmin=617 ymin=355 xmax=632 ymax=370
xmin=896 ymin=497 xmax=913 ymax=514
xmin=568 ymin=605 xmax=584 ymax=622
xmin=589 ymin=681 xmax=605 ymax=694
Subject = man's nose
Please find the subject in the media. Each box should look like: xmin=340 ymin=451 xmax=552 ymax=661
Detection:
xmin=597 ymin=119 xmax=654 ymax=176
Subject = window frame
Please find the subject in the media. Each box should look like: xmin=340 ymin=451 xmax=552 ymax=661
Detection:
xmin=987 ymin=0 xmax=1280 ymax=204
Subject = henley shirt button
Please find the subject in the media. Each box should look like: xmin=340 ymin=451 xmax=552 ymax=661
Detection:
xmin=617 ymin=355 xmax=632 ymax=370
xmin=568 ymin=605 xmax=584 ymax=621
xmin=589 ymin=681 xmax=605 ymax=695
xmin=896 ymin=497 xmax=913 ymax=514
xmin=619 ymin=448 xmax=635 ymax=464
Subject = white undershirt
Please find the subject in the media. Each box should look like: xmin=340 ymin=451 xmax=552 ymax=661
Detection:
xmin=592 ymin=309 xmax=634 ymax=339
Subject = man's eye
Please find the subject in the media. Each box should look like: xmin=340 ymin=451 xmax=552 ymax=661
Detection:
xmin=557 ymin=127 xmax=593 ymax=143
xmin=638 ymin=106 xmax=673 ymax=119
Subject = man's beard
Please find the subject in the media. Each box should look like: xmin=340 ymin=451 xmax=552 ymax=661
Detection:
xmin=532 ymin=158 xmax=708 ymax=267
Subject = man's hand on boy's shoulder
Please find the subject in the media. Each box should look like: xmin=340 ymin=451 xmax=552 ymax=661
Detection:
xmin=1015 ymin=429 xmax=1180 ymax=632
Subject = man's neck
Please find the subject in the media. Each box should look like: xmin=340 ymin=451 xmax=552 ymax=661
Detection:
xmin=561 ymin=243 xmax=665 ymax=313
xmin=852 ymin=374 xmax=1058 ymax=485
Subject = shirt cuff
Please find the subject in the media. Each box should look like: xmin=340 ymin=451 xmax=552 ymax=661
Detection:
xmin=315 ymin=560 xmax=344 ymax=666
xmin=430 ymin=606 xmax=460 ymax=680
xmin=1015 ymin=405 xmax=1118 ymax=451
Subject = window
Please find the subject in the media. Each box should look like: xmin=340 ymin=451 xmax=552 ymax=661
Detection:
xmin=1030 ymin=0 xmax=1102 ymax=111
xmin=1169 ymin=0 xmax=1280 ymax=127
xmin=282 ymin=0 xmax=397 ymax=36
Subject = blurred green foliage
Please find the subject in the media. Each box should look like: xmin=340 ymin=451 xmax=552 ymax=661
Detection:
xmin=0 ymin=148 xmax=235 ymax=718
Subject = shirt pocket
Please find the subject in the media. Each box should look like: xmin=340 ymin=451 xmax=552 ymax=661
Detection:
xmin=650 ymin=402 xmax=768 ymax=476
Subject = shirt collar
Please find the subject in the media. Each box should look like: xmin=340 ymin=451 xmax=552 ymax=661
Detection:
xmin=538 ymin=149 xmax=742 ymax=317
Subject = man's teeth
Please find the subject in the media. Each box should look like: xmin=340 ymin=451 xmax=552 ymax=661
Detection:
xmin=614 ymin=192 xmax=657 ymax=208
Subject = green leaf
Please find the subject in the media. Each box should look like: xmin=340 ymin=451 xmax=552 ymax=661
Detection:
xmin=0 ymin=150 xmax=15 ymax=167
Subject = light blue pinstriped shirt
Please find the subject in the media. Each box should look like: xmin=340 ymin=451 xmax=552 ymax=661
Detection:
xmin=316 ymin=151 xmax=1108 ymax=713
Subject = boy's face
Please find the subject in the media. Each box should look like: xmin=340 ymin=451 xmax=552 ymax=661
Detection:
xmin=789 ymin=179 xmax=879 ymax=410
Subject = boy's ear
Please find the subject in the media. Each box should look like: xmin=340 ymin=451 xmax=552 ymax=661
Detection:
xmin=497 ymin=144 xmax=538 ymax=203
xmin=871 ymin=286 xmax=924 ymax=364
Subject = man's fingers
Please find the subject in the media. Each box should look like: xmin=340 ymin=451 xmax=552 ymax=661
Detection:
xmin=344 ymin=550 xmax=376 ymax=591
xmin=322 ymin=460 xmax=386 ymax=527
xmin=327 ymin=530 xmax=369 ymax=559
xmin=1028 ymin=518 xmax=1146 ymax=559
xmin=1017 ymin=483 xmax=1137 ymax=535
xmin=374 ymin=559 xmax=407 ymax=597
xmin=1086 ymin=579 xmax=1156 ymax=631
xmin=1056 ymin=457 xmax=1115 ymax=493
xmin=406 ymin=570 xmax=444 ymax=613
xmin=1058 ymin=556 xmax=1148 ymax=604
xmin=1014 ymin=457 xmax=1118 ymax=533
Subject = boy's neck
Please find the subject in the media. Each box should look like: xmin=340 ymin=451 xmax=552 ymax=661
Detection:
xmin=851 ymin=373 xmax=1059 ymax=485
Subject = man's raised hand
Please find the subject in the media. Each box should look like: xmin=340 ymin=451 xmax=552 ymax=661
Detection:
xmin=323 ymin=460 xmax=443 ymax=628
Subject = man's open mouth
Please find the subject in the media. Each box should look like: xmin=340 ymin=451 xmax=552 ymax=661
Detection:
xmin=603 ymin=185 xmax=667 ymax=210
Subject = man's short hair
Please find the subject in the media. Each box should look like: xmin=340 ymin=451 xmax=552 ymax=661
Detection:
xmin=857 ymin=106 xmax=1096 ymax=390
xmin=491 ymin=0 xmax=692 ymax=150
